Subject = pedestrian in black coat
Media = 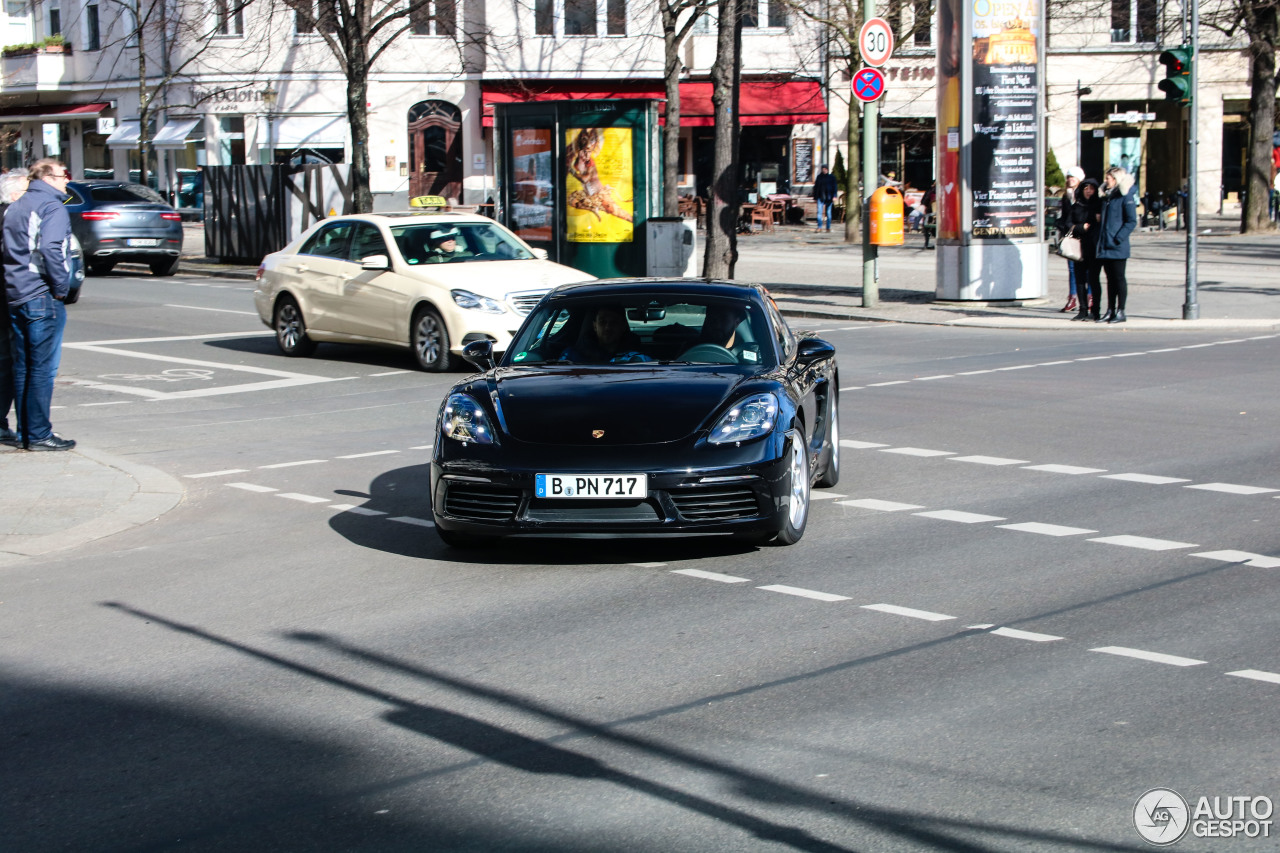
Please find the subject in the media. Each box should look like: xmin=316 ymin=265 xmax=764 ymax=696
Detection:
xmin=1070 ymin=178 xmax=1103 ymax=322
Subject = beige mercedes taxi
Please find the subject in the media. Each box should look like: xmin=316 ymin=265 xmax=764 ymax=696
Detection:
xmin=253 ymin=211 xmax=594 ymax=370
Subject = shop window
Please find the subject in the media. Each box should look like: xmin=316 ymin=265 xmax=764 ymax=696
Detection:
xmin=85 ymin=2 xmax=100 ymax=49
xmin=0 ymin=126 xmax=23 ymax=172
xmin=214 ymin=0 xmax=243 ymax=35
xmin=1111 ymin=0 xmax=1157 ymax=44
xmin=411 ymin=0 xmax=456 ymax=36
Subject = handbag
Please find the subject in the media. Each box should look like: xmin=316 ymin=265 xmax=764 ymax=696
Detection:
xmin=1057 ymin=233 xmax=1083 ymax=261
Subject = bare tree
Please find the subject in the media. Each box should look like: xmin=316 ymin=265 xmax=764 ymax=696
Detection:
xmin=660 ymin=0 xmax=711 ymax=215
xmin=702 ymin=0 xmax=743 ymax=277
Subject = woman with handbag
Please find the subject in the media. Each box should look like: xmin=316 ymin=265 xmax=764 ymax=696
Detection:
xmin=1071 ymin=178 xmax=1103 ymax=322
xmin=1056 ymin=167 xmax=1085 ymax=312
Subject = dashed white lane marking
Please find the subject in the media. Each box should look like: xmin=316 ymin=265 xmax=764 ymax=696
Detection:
xmin=259 ymin=459 xmax=326 ymax=469
xmin=409 ymin=445 xmax=434 ymax=451
xmin=999 ymin=522 xmax=1098 ymax=537
xmin=1112 ymin=352 xmax=1147 ymax=358
xmin=389 ymin=516 xmax=435 ymax=527
xmin=1023 ymin=464 xmax=1107 ymax=475
xmin=862 ymin=603 xmax=954 ymax=622
xmin=164 ymin=304 xmax=260 ymax=316
xmin=628 ymin=561 xmax=668 ymax=569
xmin=836 ymin=498 xmax=926 ymax=511
xmin=185 ymin=469 xmax=249 ymax=479
xmin=956 ymin=369 xmax=996 ymax=375
xmin=880 ymin=447 xmax=954 ymax=457
xmin=337 ymin=450 xmax=401 ymax=459
xmin=1227 ymin=670 xmax=1280 ymax=685
xmin=915 ymin=509 xmax=1006 ymax=524
xmin=329 ymin=505 xmax=386 ymax=516
xmin=1147 ymin=348 xmax=1180 ymax=353
xmin=810 ymin=491 xmax=847 ymax=500
xmin=79 ymin=400 xmax=133 ymax=407
xmin=914 ymin=375 xmax=954 ymax=381
xmin=1076 ymin=356 xmax=1111 ymax=361
xmin=1090 ymin=646 xmax=1206 ymax=667
xmin=277 ymin=493 xmax=330 ymax=504
xmin=1193 ymin=550 xmax=1280 ymax=569
xmin=368 ymin=370 xmax=411 ymax=377
xmin=1186 ymin=482 xmax=1278 ymax=495
xmin=839 ymin=386 xmax=864 ymax=391
xmin=1181 ymin=343 xmax=1217 ymax=349
xmin=757 ymin=584 xmax=851 ymax=602
xmin=672 ymin=568 xmax=749 ymax=583
xmin=1035 ymin=361 xmax=1074 ymax=366
xmin=1088 ymin=534 xmax=1199 ymax=551
xmin=840 ymin=440 xmax=888 ymax=449
xmin=996 ymin=364 xmax=1034 ymax=371
xmin=948 ymin=455 xmax=1028 ymax=466
xmin=969 ymin=624 xmax=1064 ymax=642
xmin=1101 ymin=473 xmax=1191 ymax=484
xmin=227 ymin=482 xmax=277 ymax=493
xmin=867 ymin=380 xmax=910 ymax=387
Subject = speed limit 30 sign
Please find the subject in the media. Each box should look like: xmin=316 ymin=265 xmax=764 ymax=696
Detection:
xmin=858 ymin=17 xmax=894 ymax=67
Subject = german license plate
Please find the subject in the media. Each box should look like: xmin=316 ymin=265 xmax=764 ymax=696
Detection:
xmin=126 ymin=238 xmax=160 ymax=247
xmin=535 ymin=473 xmax=647 ymax=499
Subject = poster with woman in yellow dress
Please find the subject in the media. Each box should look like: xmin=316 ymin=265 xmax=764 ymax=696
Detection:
xmin=564 ymin=127 xmax=634 ymax=243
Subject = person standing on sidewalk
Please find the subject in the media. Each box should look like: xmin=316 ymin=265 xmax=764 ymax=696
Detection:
xmin=3 ymin=159 xmax=76 ymax=450
xmin=0 ymin=169 xmax=30 ymax=447
xmin=1057 ymin=166 xmax=1085 ymax=313
xmin=1071 ymin=177 xmax=1103 ymax=322
xmin=1095 ymin=166 xmax=1137 ymax=324
xmin=812 ymin=165 xmax=838 ymax=233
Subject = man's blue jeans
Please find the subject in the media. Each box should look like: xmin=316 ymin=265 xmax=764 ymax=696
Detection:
xmin=10 ymin=293 xmax=65 ymax=444
xmin=816 ymin=200 xmax=832 ymax=230
xmin=0 ymin=304 xmax=13 ymax=434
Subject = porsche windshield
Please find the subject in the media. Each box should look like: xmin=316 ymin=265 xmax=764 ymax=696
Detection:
xmin=390 ymin=222 xmax=536 ymax=265
xmin=505 ymin=295 xmax=777 ymax=368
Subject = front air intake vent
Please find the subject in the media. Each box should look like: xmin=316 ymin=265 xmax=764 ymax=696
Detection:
xmin=670 ymin=486 xmax=761 ymax=521
xmin=443 ymin=484 xmax=522 ymax=521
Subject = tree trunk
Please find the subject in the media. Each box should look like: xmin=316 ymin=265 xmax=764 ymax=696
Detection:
xmin=844 ymin=95 xmax=861 ymax=241
xmin=703 ymin=0 xmax=741 ymax=279
xmin=347 ymin=44 xmax=374 ymax=213
xmin=137 ymin=40 xmax=150 ymax=189
xmin=1243 ymin=6 xmax=1278 ymax=233
xmin=662 ymin=4 xmax=682 ymax=217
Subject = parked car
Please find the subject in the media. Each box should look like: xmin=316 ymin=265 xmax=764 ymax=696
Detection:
xmin=430 ymin=279 xmax=840 ymax=547
xmin=253 ymin=212 xmax=594 ymax=371
xmin=64 ymin=181 xmax=183 ymax=276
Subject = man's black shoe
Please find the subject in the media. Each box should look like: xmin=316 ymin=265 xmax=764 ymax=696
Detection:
xmin=26 ymin=434 xmax=76 ymax=451
xmin=0 ymin=427 xmax=19 ymax=447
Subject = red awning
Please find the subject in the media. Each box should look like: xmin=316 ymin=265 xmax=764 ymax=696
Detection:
xmin=0 ymin=102 xmax=111 ymax=122
xmin=480 ymin=80 xmax=825 ymax=127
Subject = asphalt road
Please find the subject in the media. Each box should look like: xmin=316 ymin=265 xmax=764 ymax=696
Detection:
xmin=4 ymin=269 xmax=1279 ymax=852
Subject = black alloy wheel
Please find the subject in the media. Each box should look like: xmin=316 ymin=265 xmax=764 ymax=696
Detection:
xmin=814 ymin=393 xmax=840 ymax=488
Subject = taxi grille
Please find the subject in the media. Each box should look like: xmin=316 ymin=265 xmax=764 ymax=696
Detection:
xmin=507 ymin=290 xmax=549 ymax=315
xmin=670 ymin=486 xmax=761 ymax=521
xmin=443 ymin=483 xmax=522 ymax=521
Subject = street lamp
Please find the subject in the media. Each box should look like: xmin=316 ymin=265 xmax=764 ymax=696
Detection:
xmin=261 ymin=83 xmax=278 ymax=164
xmin=1075 ymin=81 xmax=1093 ymax=165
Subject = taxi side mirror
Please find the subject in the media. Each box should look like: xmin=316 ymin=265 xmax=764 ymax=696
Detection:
xmin=361 ymin=254 xmax=390 ymax=270
xmin=531 ymin=248 xmax=549 ymax=260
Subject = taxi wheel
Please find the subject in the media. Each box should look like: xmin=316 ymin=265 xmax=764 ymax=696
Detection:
xmin=412 ymin=306 xmax=455 ymax=372
xmin=274 ymin=296 xmax=316 ymax=357
xmin=814 ymin=396 xmax=840 ymax=488
xmin=775 ymin=428 xmax=811 ymax=546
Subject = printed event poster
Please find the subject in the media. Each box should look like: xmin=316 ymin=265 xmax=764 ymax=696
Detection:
xmin=565 ymin=127 xmax=634 ymax=243
xmin=969 ymin=0 xmax=1040 ymax=238
xmin=936 ymin=0 xmax=963 ymax=241
xmin=511 ymin=128 xmax=553 ymax=242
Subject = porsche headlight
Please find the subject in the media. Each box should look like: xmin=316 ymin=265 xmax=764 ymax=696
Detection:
xmin=452 ymin=289 xmax=505 ymax=314
xmin=441 ymin=393 xmax=495 ymax=444
xmin=708 ymin=393 xmax=778 ymax=444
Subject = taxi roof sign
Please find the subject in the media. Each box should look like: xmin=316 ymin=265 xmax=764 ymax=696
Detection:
xmin=409 ymin=195 xmax=449 ymax=209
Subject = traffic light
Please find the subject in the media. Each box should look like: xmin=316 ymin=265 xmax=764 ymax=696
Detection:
xmin=1159 ymin=45 xmax=1193 ymax=105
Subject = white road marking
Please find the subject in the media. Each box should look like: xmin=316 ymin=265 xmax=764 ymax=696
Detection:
xmin=259 ymin=459 xmax=327 ymax=469
xmin=862 ymin=603 xmax=954 ymax=621
xmin=810 ymin=492 xmax=846 ymax=501
xmin=1090 ymin=646 xmax=1206 ymax=667
xmin=757 ymin=584 xmax=851 ymax=602
xmin=1087 ymin=535 xmax=1198 ymax=551
xmin=839 ymin=440 xmax=888 ymax=449
xmin=837 ymin=498 xmax=926 ymax=512
xmin=1226 ymin=670 xmax=1280 ymax=685
xmin=277 ymin=493 xmax=330 ymax=504
xmin=839 ymin=386 xmax=864 ymax=391
xmin=968 ymin=625 xmax=1064 ymax=642
xmin=1100 ymin=473 xmax=1191 ymax=484
xmin=227 ymin=483 xmax=277 ymax=493
xmin=1112 ymin=352 xmax=1147 ymax=358
xmin=913 ymin=375 xmax=954 ymax=381
xmin=672 ymin=568 xmax=750 ymax=583
xmin=330 ymin=505 xmax=387 ymax=516
xmin=71 ymin=331 xmax=271 ymax=346
xmin=337 ymin=450 xmax=401 ymax=459
xmin=996 ymin=365 xmax=1034 ymax=371
xmin=914 ymin=509 xmax=1006 ymax=524
xmin=628 ymin=562 xmax=668 ymax=568
xmin=1146 ymin=348 xmax=1180 ymax=353
xmin=1076 ymin=356 xmax=1111 ymax=361
xmin=369 ymin=370 xmax=411 ymax=377
xmin=999 ymin=522 xmax=1098 ymax=537
xmin=868 ymin=380 xmax=910 ymax=387
xmin=948 ymin=455 xmax=1029 ymax=466
xmin=880 ymin=447 xmax=954 ymax=457
xmin=1185 ymin=482 xmax=1278 ymax=495
xmin=409 ymin=445 xmax=434 ymax=450
xmin=957 ymin=369 xmax=996 ymax=375
xmin=1023 ymin=464 xmax=1107 ymax=475
xmin=184 ymin=469 xmax=249 ymax=479
xmin=1192 ymin=550 xmax=1280 ymax=569
xmin=164 ymin=304 xmax=259 ymax=316
xmin=389 ymin=516 xmax=435 ymax=527
xmin=1035 ymin=361 xmax=1074 ymax=366
xmin=1181 ymin=343 xmax=1218 ymax=349
xmin=79 ymin=401 xmax=133 ymax=407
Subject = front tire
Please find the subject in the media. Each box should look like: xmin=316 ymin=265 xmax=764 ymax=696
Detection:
xmin=775 ymin=428 xmax=811 ymax=545
xmin=274 ymin=295 xmax=316 ymax=357
xmin=814 ymin=396 xmax=840 ymax=488
xmin=412 ymin=306 xmax=455 ymax=371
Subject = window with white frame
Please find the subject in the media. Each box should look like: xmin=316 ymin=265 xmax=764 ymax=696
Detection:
xmin=214 ymin=0 xmax=243 ymax=35
xmin=410 ymin=0 xmax=455 ymax=36
xmin=1111 ymin=0 xmax=1157 ymax=43
xmin=736 ymin=0 xmax=785 ymax=29
xmin=534 ymin=0 xmax=625 ymax=35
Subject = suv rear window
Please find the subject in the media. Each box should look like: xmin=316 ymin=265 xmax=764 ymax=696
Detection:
xmin=89 ymin=185 xmax=165 ymax=204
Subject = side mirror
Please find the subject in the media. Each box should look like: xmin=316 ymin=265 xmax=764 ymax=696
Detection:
xmin=462 ymin=339 xmax=496 ymax=371
xmin=530 ymin=248 xmax=549 ymax=260
xmin=361 ymin=254 xmax=390 ymax=271
xmin=795 ymin=338 xmax=836 ymax=365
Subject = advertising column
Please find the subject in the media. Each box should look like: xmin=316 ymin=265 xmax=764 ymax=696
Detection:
xmin=936 ymin=0 xmax=1047 ymax=301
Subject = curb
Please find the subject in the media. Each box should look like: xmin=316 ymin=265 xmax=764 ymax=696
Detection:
xmin=0 ymin=446 xmax=185 ymax=563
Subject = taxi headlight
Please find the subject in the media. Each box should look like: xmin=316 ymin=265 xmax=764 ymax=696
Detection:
xmin=452 ymin=289 xmax=505 ymax=314
xmin=441 ymin=393 xmax=495 ymax=445
xmin=708 ymin=393 xmax=778 ymax=444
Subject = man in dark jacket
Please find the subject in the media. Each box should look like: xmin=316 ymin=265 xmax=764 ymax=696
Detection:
xmin=0 ymin=170 xmax=29 ymax=447
xmin=812 ymin=165 xmax=838 ymax=232
xmin=3 ymin=159 xmax=76 ymax=450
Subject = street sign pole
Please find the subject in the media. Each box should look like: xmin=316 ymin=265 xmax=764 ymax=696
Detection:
xmin=1183 ymin=0 xmax=1199 ymax=320
xmin=861 ymin=8 xmax=882 ymax=308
